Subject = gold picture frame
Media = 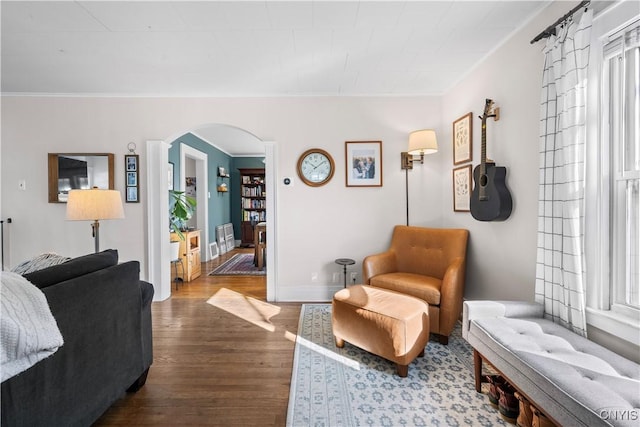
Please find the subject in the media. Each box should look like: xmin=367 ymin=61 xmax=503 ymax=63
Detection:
xmin=345 ymin=141 xmax=383 ymax=187
xmin=453 ymin=164 xmax=472 ymax=212
xmin=453 ymin=112 xmax=472 ymax=165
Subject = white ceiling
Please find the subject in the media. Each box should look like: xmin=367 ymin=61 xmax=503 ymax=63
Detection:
xmin=1 ymin=0 xmax=550 ymax=97
xmin=1 ymin=0 xmax=551 ymax=155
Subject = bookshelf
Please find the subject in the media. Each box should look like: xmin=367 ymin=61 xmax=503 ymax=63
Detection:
xmin=239 ymin=168 xmax=266 ymax=246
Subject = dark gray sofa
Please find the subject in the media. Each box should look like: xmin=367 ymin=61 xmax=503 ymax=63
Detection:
xmin=1 ymin=249 xmax=154 ymax=426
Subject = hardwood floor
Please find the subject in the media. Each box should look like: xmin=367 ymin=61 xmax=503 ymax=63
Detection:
xmin=94 ymin=248 xmax=302 ymax=426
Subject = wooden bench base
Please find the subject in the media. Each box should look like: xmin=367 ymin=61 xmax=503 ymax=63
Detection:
xmin=473 ymin=349 xmax=559 ymax=427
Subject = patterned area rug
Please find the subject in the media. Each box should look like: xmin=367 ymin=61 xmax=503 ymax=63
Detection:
xmin=208 ymin=253 xmax=265 ymax=276
xmin=286 ymin=304 xmax=507 ymax=427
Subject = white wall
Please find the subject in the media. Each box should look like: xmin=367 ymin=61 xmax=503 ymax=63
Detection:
xmin=0 ymin=1 xmax=578 ymax=304
xmin=440 ymin=1 xmax=573 ymax=302
xmin=0 ymin=96 xmax=443 ymax=301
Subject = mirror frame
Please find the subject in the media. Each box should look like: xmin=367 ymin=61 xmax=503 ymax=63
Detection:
xmin=48 ymin=153 xmax=115 ymax=203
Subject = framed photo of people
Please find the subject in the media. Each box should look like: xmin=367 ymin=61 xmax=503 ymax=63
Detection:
xmin=125 ymin=154 xmax=139 ymax=203
xmin=345 ymin=141 xmax=383 ymax=187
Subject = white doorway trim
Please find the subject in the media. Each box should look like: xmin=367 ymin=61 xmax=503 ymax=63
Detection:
xmin=264 ymin=141 xmax=276 ymax=301
xmin=179 ymin=144 xmax=209 ymax=262
xmin=146 ymin=133 xmax=277 ymax=302
xmin=146 ymin=140 xmax=171 ymax=301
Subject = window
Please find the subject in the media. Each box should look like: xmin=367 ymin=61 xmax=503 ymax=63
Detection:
xmin=604 ymin=23 xmax=640 ymax=314
xmin=585 ymin=4 xmax=640 ymax=346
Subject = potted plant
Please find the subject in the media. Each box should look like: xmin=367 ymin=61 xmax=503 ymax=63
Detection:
xmin=169 ymin=190 xmax=196 ymax=260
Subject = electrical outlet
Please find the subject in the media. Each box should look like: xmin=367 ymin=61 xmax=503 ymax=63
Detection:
xmin=311 ymin=272 xmax=318 ymax=283
xmin=350 ymin=272 xmax=357 ymax=283
xmin=332 ymin=272 xmax=340 ymax=283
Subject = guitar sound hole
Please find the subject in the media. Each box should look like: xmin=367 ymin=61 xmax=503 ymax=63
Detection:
xmin=480 ymin=175 xmax=488 ymax=186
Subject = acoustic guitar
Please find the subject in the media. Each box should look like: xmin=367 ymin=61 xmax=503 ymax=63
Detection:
xmin=470 ymin=99 xmax=512 ymax=221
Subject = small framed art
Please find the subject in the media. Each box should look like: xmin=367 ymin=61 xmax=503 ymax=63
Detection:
xmin=126 ymin=186 xmax=138 ymax=203
xmin=345 ymin=141 xmax=382 ymax=187
xmin=453 ymin=164 xmax=472 ymax=212
xmin=453 ymin=112 xmax=472 ymax=165
xmin=168 ymin=162 xmax=174 ymax=191
xmin=125 ymin=154 xmax=139 ymax=203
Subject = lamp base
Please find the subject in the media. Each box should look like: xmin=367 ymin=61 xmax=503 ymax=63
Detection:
xmin=401 ymin=152 xmax=414 ymax=170
xmin=91 ymin=220 xmax=101 ymax=253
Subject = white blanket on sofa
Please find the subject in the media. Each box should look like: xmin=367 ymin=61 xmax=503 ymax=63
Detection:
xmin=1 ymin=271 xmax=64 ymax=382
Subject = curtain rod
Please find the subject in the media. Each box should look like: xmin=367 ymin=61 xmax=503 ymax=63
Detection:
xmin=530 ymin=1 xmax=590 ymax=44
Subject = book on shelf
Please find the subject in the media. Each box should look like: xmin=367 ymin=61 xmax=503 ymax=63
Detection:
xmin=241 ymin=186 xmax=263 ymax=197
xmin=243 ymin=211 xmax=266 ymax=221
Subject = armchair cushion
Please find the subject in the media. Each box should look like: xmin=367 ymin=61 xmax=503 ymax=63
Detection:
xmin=369 ymin=273 xmax=441 ymax=305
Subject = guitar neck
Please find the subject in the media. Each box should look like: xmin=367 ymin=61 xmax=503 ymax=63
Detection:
xmin=480 ymin=121 xmax=487 ymax=174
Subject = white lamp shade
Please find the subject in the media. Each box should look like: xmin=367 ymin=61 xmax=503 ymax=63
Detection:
xmin=66 ymin=189 xmax=125 ymax=221
xmin=408 ymin=129 xmax=438 ymax=155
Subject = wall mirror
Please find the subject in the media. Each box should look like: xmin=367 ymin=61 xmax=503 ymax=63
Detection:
xmin=48 ymin=153 xmax=115 ymax=203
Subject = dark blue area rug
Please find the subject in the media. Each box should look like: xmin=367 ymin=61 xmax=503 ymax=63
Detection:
xmin=208 ymin=253 xmax=265 ymax=276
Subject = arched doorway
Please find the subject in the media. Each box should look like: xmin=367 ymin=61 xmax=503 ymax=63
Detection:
xmin=145 ymin=124 xmax=277 ymax=302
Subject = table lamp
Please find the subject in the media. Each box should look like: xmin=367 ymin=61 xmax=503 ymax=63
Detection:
xmin=66 ymin=188 xmax=125 ymax=253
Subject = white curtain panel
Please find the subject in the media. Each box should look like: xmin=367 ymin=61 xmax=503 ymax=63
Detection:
xmin=535 ymin=9 xmax=593 ymax=337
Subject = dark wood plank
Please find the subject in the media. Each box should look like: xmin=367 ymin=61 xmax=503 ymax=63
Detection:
xmin=94 ymin=248 xmax=301 ymax=426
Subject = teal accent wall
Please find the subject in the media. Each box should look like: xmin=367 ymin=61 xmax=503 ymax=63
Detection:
xmin=231 ymin=157 xmax=265 ymax=239
xmin=168 ymin=133 xmax=264 ymax=246
xmin=168 ymin=133 xmax=233 ymax=246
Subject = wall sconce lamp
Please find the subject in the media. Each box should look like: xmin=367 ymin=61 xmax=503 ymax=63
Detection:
xmin=401 ymin=129 xmax=438 ymax=170
xmin=66 ymin=188 xmax=125 ymax=253
xmin=401 ymin=129 xmax=438 ymax=225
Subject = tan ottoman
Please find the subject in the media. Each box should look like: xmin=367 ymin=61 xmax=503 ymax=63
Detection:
xmin=331 ymin=284 xmax=430 ymax=377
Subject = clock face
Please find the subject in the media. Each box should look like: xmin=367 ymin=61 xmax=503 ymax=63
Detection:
xmin=297 ymin=149 xmax=335 ymax=187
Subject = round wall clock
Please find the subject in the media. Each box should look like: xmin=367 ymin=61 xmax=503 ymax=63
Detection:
xmin=297 ymin=148 xmax=335 ymax=187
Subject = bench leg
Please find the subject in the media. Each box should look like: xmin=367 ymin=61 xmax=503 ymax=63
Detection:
xmin=335 ymin=336 xmax=345 ymax=348
xmin=473 ymin=349 xmax=483 ymax=392
xmin=396 ymin=364 xmax=408 ymax=377
xmin=418 ymin=348 xmax=425 ymax=357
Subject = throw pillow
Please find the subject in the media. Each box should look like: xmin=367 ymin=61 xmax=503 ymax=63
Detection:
xmin=24 ymin=249 xmax=118 ymax=289
xmin=11 ymin=253 xmax=71 ymax=275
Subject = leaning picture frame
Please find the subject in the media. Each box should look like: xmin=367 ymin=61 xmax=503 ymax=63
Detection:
xmin=345 ymin=141 xmax=383 ymax=187
xmin=453 ymin=112 xmax=472 ymax=165
xmin=453 ymin=164 xmax=472 ymax=212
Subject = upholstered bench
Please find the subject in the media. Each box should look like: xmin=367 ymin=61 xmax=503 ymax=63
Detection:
xmin=332 ymin=285 xmax=430 ymax=377
xmin=462 ymin=300 xmax=640 ymax=427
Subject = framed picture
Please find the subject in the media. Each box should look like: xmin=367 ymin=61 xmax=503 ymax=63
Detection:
xmin=168 ymin=162 xmax=174 ymax=191
xmin=126 ymin=171 xmax=137 ymax=186
xmin=125 ymin=154 xmax=140 ymax=203
xmin=453 ymin=164 xmax=472 ymax=212
xmin=126 ymin=186 xmax=138 ymax=203
xmin=126 ymin=154 xmax=138 ymax=171
xmin=345 ymin=141 xmax=382 ymax=187
xmin=453 ymin=112 xmax=472 ymax=165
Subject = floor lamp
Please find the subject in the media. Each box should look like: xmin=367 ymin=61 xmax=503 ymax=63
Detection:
xmin=401 ymin=129 xmax=438 ymax=225
xmin=66 ymin=188 xmax=125 ymax=253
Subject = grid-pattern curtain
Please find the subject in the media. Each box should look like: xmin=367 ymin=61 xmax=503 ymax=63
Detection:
xmin=535 ymin=9 xmax=593 ymax=337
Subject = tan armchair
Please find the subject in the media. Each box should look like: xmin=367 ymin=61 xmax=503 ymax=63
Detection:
xmin=363 ymin=225 xmax=469 ymax=345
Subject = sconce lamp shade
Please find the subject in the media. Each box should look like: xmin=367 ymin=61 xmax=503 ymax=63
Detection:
xmin=66 ymin=189 xmax=124 ymax=221
xmin=408 ymin=129 xmax=438 ymax=155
